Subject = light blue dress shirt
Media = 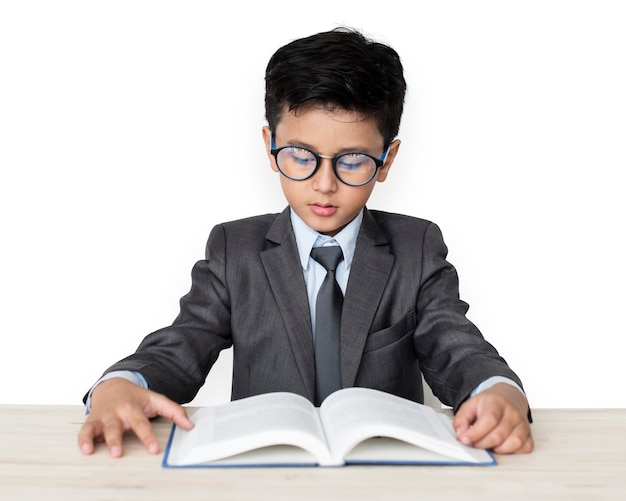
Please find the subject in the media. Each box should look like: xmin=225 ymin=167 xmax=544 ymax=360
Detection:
xmin=289 ymin=208 xmax=362 ymax=340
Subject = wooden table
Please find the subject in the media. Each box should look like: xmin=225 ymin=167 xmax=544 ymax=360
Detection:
xmin=1 ymin=406 xmax=625 ymax=500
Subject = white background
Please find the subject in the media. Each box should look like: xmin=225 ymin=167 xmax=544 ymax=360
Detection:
xmin=1 ymin=1 xmax=624 ymax=408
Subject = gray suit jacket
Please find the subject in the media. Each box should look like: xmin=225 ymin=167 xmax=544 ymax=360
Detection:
xmin=102 ymin=207 xmax=523 ymax=411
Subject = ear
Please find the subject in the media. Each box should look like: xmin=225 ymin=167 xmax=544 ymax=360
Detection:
xmin=262 ymin=126 xmax=279 ymax=173
xmin=375 ymin=139 xmax=401 ymax=183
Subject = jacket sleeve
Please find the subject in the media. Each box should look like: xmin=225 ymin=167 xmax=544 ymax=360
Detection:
xmin=414 ymin=222 xmax=525 ymax=411
xmin=96 ymin=224 xmax=233 ymax=403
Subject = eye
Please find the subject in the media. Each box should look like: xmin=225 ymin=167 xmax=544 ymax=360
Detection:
xmin=287 ymin=147 xmax=316 ymax=165
xmin=274 ymin=145 xmax=320 ymax=180
xmin=336 ymin=153 xmax=370 ymax=171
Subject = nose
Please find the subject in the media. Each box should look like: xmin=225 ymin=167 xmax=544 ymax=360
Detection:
xmin=312 ymin=158 xmax=338 ymax=193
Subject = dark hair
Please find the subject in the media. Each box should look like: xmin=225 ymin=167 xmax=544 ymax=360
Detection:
xmin=265 ymin=28 xmax=406 ymax=147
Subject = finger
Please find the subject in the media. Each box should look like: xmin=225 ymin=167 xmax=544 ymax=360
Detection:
xmin=490 ymin=422 xmax=535 ymax=454
xmin=466 ymin=405 xmax=532 ymax=452
xmin=457 ymin=406 xmax=503 ymax=447
xmin=468 ymin=417 xmax=512 ymax=451
xmin=150 ymin=393 xmax=194 ymax=431
xmin=459 ymin=414 xmax=506 ymax=449
xmin=102 ymin=417 xmax=125 ymax=458
xmin=126 ymin=411 xmax=160 ymax=454
xmin=453 ymin=399 xmax=479 ymax=445
xmin=77 ymin=421 xmax=102 ymax=455
xmin=453 ymin=400 xmax=476 ymax=428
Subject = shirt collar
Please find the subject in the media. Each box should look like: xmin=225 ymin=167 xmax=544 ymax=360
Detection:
xmin=290 ymin=209 xmax=363 ymax=271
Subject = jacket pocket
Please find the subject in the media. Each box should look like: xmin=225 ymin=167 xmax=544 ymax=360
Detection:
xmin=362 ymin=311 xmax=417 ymax=353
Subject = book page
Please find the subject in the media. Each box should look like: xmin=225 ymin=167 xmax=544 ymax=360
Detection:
xmin=166 ymin=392 xmax=334 ymax=466
xmin=319 ymin=388 xmax=493 ymax=464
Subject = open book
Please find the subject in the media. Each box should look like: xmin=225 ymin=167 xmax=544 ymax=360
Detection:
xmin=163 ymin=387 xmax=495 ymax=468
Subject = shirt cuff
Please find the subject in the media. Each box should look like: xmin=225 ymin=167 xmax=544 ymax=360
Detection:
xmin=470 ymin=376 xmax=525 ymax=398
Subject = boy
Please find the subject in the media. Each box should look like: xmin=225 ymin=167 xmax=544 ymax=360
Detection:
xmin=78 ymin=28 xmax=533 ymax=458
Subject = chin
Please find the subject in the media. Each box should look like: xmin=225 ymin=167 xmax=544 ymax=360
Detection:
xmin=315 ymin=224 xmax=344 ymax=237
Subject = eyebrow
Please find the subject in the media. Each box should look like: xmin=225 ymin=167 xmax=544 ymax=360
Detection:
xmin=282 ymin=138 xmax=376 ymax=156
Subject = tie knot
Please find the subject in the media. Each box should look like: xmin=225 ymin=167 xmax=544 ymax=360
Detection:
xmin=311 ymin=246 xmax=344 ymax=272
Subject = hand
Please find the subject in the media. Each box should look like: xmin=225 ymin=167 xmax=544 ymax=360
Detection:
xmin=453 ymin=382 xmax=534 ymax=454
xmin=77 ymin=378 xmax=194 ymax=458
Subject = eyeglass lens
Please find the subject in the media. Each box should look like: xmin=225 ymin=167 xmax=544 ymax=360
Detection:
xmin=276 ymin=147 xmax=378 ymax=185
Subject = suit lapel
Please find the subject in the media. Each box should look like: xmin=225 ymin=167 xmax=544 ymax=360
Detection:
xmin=259 ymin=208 xmax=394 ymax=396
xmin=260 ymin=208 xmax=315 ymax=400
xmin=341 ymin=209 xmax=394 ymax=387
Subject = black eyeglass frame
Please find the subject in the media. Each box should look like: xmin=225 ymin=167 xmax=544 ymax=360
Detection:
xmin=269 ymin=133 xmax=390 ymax=187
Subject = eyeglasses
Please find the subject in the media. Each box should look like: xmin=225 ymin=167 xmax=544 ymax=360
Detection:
xmin=270 ymin=133 xmax=390 ymax=186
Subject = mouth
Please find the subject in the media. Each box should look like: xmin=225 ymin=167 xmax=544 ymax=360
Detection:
xmin=310 ymin=203 xmax=338 ymax=217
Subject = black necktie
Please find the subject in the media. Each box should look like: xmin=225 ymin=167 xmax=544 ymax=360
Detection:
xmin=310 ymin=246 xmax=344 ymax=406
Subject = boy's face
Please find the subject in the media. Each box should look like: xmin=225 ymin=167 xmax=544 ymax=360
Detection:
xmin=263 ymin=106 xmax=400 ymax=236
